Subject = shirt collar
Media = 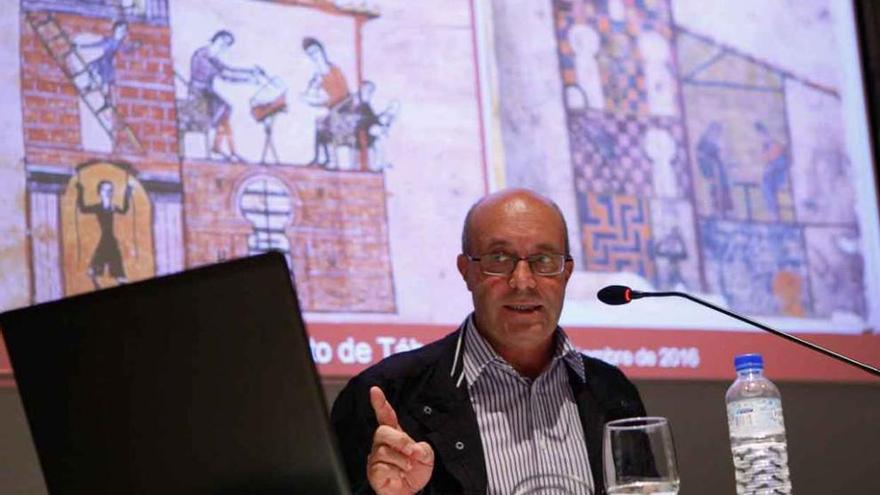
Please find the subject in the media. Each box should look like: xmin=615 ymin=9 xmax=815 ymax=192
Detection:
xmin=461 ymin=313 xmax=586 ymax=387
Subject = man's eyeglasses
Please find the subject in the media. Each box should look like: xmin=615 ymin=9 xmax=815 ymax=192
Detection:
xmin=464 ymin=252 xmax=572 ymax=276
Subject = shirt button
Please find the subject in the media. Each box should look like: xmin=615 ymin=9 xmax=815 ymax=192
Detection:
xmin=423 ymin=405 xmax=433 ymax=415
xmin=455 ymin=441 xmax=465 ymax=450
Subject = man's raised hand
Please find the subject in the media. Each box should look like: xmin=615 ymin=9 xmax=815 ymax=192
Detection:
xmin=366 ymin=386 xmax=434 ymax=495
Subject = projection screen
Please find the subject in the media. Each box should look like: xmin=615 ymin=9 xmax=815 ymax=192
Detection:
xmin=0 ymin=0 xmax=878 ymax=385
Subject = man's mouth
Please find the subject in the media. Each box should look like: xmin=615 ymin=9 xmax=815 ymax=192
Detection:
xmin=504 ymin=304 xmax=542 ymax=313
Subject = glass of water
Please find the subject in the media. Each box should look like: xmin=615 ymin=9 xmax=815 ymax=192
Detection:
xmin=603 ymin=417 xmax=680 ymax=494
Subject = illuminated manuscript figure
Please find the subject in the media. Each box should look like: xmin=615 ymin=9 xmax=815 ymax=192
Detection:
xmin=755 ymin=121 xmax=790 ymax=219
xmin=354 ymin=80 xmax=398 ymax=170
xmin=301 ymin=36 xmax=354 ymax=167
xmin=77 ymin=20 xmax=140 ymax=97
xmin=354 ymin=81 xmax=381 ymax=153
xmin=696 ymin=121 xmax=733 ymax=217
xmin=654 ymin=226 xmax=688 ymax=289
xmin=76 ymin=178 xmax=134 ymax=289
xmin=188 ymin=30 xmax=261 ymax=162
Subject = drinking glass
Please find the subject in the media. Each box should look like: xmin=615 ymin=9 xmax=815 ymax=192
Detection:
xmin=603 ymin=417 xmax=680 ymax=494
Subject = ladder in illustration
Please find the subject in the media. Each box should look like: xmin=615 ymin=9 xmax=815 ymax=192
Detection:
xmin=25 ymin=11 xmax=143 ymax=153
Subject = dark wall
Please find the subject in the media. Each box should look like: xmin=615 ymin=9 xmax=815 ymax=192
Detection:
xmin=638 ymin=380 xmax=880 ymax=494
xmin=0 ymin=389 xmax=46 ymax=494
xmin=2 ymin=380 xmax=878 ymax=494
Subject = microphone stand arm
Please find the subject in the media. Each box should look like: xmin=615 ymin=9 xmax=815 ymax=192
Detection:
xmin=642 ymin=291 xmax=880 ymax=378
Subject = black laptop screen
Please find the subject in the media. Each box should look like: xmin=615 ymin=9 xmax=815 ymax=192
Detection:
xmin=1 ymin=253 xmax=350 ymax=494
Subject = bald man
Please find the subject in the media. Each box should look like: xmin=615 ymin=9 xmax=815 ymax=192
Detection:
xmin=331 ymin=189 xmax=645 ymax=495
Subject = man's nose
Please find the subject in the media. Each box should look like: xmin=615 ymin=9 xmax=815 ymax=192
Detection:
xmin=508 ymin=259 xmax=537 ymax=290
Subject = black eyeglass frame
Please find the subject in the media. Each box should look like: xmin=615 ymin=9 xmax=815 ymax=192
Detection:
xmin=463 ymin=253 xmax=573 ymax=276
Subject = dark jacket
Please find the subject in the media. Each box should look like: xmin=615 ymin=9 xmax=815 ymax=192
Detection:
xmin=330 ymin=324 xmax=646 ymax=495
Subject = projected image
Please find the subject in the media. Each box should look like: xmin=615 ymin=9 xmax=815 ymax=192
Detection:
xmin=15 ymin=0 xmax=398 ymax=312
xmin=1 ymin=0 xmax=877 ymax=381
xmin=538 ymin=0 xmax=870 ymax=320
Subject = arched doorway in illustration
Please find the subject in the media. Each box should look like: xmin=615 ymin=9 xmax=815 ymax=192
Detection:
xmin=235 ymin=174 xmax=294 ymax=264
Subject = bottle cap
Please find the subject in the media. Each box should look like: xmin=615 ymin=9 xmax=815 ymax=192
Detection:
xmin=734 ymin=353 xmax=764 ymax=372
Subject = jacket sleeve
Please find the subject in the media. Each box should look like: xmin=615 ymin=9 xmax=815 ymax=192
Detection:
xmin=330 ymin=375 xmax=380 ymax=495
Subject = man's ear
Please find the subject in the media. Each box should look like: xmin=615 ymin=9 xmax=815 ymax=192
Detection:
xmin=563 ymin=258 xmax=574 ymax=284
xmin=456 ymin=254 xmax=474 ymax=291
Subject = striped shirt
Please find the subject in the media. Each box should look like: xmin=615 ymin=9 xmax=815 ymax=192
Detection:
xmin=461 ymin=316 xmax=593 ymax=494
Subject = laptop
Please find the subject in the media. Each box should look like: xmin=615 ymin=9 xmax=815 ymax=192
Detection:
xmin=1 ymin=252 xmax=350 ymax=494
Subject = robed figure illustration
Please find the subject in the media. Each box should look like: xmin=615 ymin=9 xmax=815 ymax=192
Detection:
xmin=60 ymin=162 xmax=156 ymax=297
xmin=76 ymin=177 xmax=134 ymax=288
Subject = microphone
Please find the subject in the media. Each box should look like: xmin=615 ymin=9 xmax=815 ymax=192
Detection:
xmin=597 ymin=285 xmax=647 ymax=305
xmin=596 ymin=285 xmax=880 ymax=378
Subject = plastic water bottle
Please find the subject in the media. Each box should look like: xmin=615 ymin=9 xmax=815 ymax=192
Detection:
xmin=725 ymin=354 xmax=792 ymax=494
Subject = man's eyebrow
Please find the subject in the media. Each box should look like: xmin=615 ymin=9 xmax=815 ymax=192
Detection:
xmin=484 ymin=240 xmax=512 ymax=250
xmin=482 ymin=240 xmax=563 ymax=253
xmin=533 ymin=242 xmax=562 ymax=251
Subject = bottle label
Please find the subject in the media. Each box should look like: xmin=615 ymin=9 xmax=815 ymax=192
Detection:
xmin=727 ymin=398 xmax=785 ymax=438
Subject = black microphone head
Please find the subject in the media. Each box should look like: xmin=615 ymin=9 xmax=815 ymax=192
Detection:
xmin=597 ymin=285 xmax=633 ymax=305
